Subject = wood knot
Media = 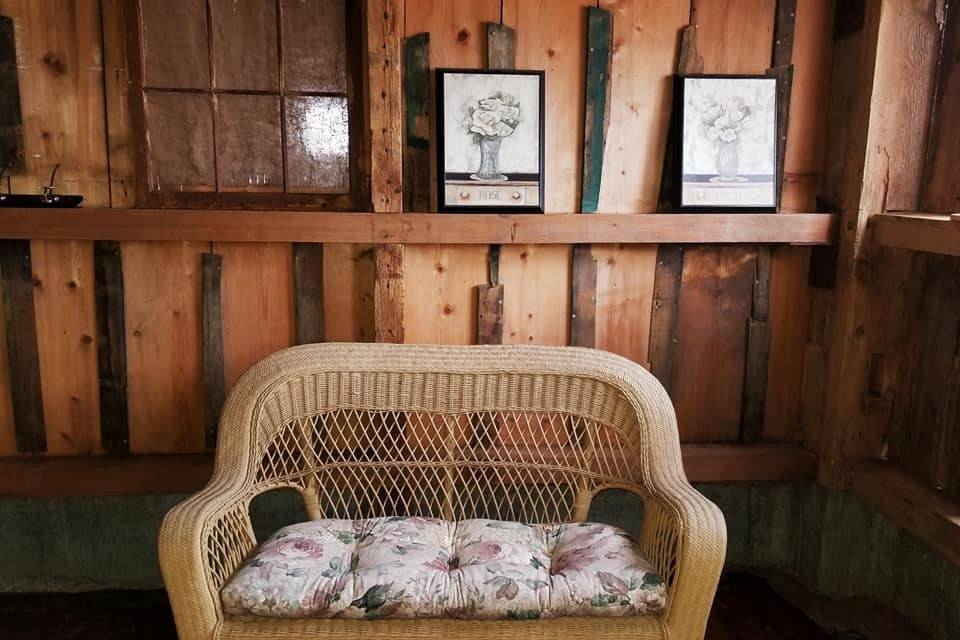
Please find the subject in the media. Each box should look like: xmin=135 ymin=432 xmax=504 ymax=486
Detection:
xmin=456 ymin=28 xmax=470 ymax=43
xmin=435 ymin=263 xmax=445 ymax=273
xmin=546 ymin=48 xmax=556 ymax=58
xmin=80 ymin=334 xmax=93 ymax=345
xmin=442 ymin=304 xmax=454 ymax=315
xmin=42 ymin=52 xmax=67 ymax=75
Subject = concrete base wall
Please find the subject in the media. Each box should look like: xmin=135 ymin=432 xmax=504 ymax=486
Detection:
xmin=0 ymin=484 xmax=956 ymax=639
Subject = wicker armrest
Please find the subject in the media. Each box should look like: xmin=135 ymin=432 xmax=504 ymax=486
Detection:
xmin=159 ymin=478 xmax=256 ymax=640
xmin=642 ymin=482 xmax=726 ymax=640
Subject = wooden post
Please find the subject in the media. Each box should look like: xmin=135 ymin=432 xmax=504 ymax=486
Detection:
xmin=816 ymin=0 xmax=944 ymax=487
xmin=367 ymin=0 xmax=405 ymax=343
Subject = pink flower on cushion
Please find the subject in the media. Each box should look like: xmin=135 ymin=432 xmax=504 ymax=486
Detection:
xmin=275 ymin=538 xmax=324 ymax=559
xmin=551 ymin=546 xmax=597 ymax=574
xmin=464 ymin=541 xmax=503 ymax=563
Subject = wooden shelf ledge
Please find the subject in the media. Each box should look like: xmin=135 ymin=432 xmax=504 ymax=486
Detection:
xmin=0 ymin=444 xmax=817 ymax=498
xmin=0 ymin=208 xmax=839 ymax=244
xmin=871 ymin=212 xmax=960 ymax=257
xmin=853 ymin=461 xmax=960 ymax=567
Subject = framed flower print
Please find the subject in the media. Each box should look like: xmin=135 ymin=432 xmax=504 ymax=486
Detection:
xmin=676 ymin=74 xmax=778 ymax=211
xmin=436 ymin=69 xmax=545 ymax=212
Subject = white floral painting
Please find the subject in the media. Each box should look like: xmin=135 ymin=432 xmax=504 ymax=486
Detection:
xmin=680 ymin=76 xmax=777 ymax=208
xmin=438 ymin=70 xmax=543 ymax=211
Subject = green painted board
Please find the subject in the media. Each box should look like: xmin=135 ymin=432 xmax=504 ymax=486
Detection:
xmin=580 ymin=6 xmax=612 ymax=214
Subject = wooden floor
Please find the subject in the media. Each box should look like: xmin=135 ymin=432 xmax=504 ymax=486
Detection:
xmin=0 ymin=572 xmax=849 ymax=640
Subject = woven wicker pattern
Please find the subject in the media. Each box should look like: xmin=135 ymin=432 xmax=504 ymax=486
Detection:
xmin=159 ymin=344 xmax=727 ymax=639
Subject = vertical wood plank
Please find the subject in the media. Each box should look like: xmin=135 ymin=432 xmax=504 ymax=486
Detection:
xmin=486 ymin=23 xmax=516 ymax=69
xmin=921 ymin=0 xmax=960 ymax=213
xmin=742 ymin=247 xmax=772 ymax=441
xmin=649 ymin=21 xmax=700 ymax=387
xmin=764 ymin=0 xmax=834 ymax=442
xmin=648 ymin=245 xmax=684 ymax=393
xmin=124 ymin=242 xmax=205 ymax=454
xmin=595 ymin=0 xmax=689 ymax=367
xmin=0 ymin=240 xmax=45 ymax=452
xmin=0 ymin=276 xmax=15 ymax=455
xmin=293 ymin=243 xmax=325 ymax=345
xmin=580 ymin=6 xmax=612 ymax=214
xmin=500 ymin=0 xmax=590 ymax=346
xmin=202 ymin=252 xmax=224 ymax=451
xmin=94 ymin=240 xmax=128 ymax=453
xmin=31 ymin=240 xmax=100 ymax=456
xmin=569 ymin=243 xmax=597 ymax=348
xmin=0 ymin=14 xmax=23 ymax=173
xmin=670 ymin=0 xmax=776 ymax=442
xmin=403 ymin=32 xmax=430 ymax=213
xmin=569 ymin=6 xmax=611 ymax=350
xmin=404 ymin=0 xmax=498 ymax=345
xmin=323 ymin=244 xmax=375 ymax=342
xmin=473 ymin=19 xmax=514 ymax=345
xmin=216 ymin=243 xmax=295 ymax=388
xmin=102 ymin=0 xmax=137 ymax=207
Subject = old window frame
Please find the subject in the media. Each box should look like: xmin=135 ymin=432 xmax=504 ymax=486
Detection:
xmin=125 ymin=0 xmax=370 ymax=211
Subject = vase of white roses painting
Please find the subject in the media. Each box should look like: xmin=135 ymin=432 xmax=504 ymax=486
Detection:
xmin=701 ymin=96 xmax=752 ymax=182
xmin=463 ymin=92 xmax=521 ymax=181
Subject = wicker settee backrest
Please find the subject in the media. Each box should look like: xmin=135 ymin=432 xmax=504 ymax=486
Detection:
xmin=214 ymin=344 xmax=679 ymax=524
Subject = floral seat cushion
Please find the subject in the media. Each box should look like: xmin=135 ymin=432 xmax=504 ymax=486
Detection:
xmin=221 ymin=517 xmax=666 ymax=620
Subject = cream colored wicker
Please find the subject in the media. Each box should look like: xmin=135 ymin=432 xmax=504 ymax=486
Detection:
xmin=159 ymin=343 xmax=726 ymax=640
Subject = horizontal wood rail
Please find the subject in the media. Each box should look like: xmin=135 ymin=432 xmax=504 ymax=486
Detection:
xmin=0 ymin=444 xmax=816 ymax=498
xmin=0 ymin=208 xmax=839 ymax=244
xmin=871 ymin=212 xmax=960 ymax=257
xmin=852 ymin=461 xmax=960 ymax=567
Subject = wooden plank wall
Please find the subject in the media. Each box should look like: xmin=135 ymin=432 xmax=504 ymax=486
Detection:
xmin=0 ymin=0 xmax=838 ymax=459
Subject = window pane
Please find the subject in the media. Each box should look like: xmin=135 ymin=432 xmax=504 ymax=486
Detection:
xmin=140 ymin=0 xmax=210 ymax=89
xmin=145 ymin=91 xmax=215 ymax=191
xmin=284 ymin=96 xmax=349 ymax=192
xmin=215 ymin=94 xmax=283 ymax=191
xmin=210 ymin=0 xmax=279 ymax=91
xmin=281 ymin=0 xmax=347 ymax=93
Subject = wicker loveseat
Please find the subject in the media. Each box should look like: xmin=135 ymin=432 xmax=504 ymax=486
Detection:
xmin=159 ymin=343 xmax=726 ymax=639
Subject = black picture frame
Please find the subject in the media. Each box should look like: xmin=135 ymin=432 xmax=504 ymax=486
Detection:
xmin=673 ymin=74 xmax=779 ymax=212
xmin=436 ymin=68 xmax=546 ymax=213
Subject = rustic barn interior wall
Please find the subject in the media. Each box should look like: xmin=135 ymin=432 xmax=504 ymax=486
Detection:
xmin=0 ymin=2 xmax=959 ymax=637
xmin=0 ymin=0 xmax=837 ymax=458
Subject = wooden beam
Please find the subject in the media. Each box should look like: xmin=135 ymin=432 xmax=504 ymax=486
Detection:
xmin=871 ymin=212 xmax=960 ymax=257
xmin=201 ymin=252 xmax=225 ymax=450
xmin=0 ymin=208 xmax=840 ymax=244
xmin=853 ymin=461 xmax=960 ymax=568
xmin=93 ymin=240 xmax=129 ymax=453
xmin=0 ymin=444 xmax=817 ymax=498
xmin=0 ymin=240 xmax=45 ymax=452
